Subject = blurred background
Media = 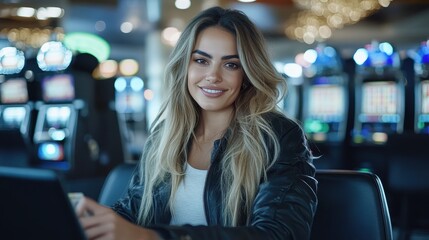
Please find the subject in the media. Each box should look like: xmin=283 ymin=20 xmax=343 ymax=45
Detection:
xmin=1 ymin=0 xmax=429 ymax=239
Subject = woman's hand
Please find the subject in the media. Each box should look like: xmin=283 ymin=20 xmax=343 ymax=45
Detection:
xmin=76 ymin=196 xmax=161 ymax=240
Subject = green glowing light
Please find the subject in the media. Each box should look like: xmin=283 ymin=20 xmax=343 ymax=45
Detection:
xmin=64 ymin=32 xmax=110 ymax=62
xmin=304 ymin=120 xmax=329 ymax=133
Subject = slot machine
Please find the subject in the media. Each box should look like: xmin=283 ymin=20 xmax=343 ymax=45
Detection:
xmin=32 ymin=41 xmax=98 ymax=177
xmin=0 ymin=46 xmax=33 ymax=167
xmin=114 ymin=59 xmax=147 ymax=162
xmin=301 ymin=45 xmax=349 ymax=169
xmin=351 ymin=41 xmax=405 ymax=174
xmin=414 ymin=41 xmax=429 ymax=134
xmin=384 ymin=41 xmax=429 ymax=234
xmin=274 ymin=61 xmax=302 ymax=121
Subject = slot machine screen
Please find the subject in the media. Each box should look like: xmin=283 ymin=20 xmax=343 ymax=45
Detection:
xmin=0 ymin=78 xmax=28 ymax=104
xmin=43 ymin=106 xmax=71 ymax=130
xmin=422 ymin=80 xmax=429 ymax=114
xmin=309 ymin=84 xmax=344 ymax=117
xmin=0 ymin=106 xmax=26 ymax=128
xmin=362 ymin=81 xmax=397 ymax=115
xmin=115 ymin=91 xmax=144 ymax=113
xmin=41 ymin=74 xmax=75 ymax=102
xmin=282 ymin=84 xmax=299 ymax=119
xmin=115 ymin=77 xmax=145 ymax=114
xmin=37 ymin=142 xmax=64 ymax=161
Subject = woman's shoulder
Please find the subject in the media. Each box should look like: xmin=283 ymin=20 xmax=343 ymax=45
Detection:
xmin=263 ymin=111 xmax=304 ymax=134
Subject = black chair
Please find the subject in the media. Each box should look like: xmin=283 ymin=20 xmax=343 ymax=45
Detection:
xmin=98 ymin=162 xmax=137 ymax=206
xmin=99 ymin=165 xmax=393 ymax=240
xmin=310 ymin=170 xmax=393 ymax=240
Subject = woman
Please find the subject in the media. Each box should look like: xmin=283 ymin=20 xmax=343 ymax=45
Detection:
xmin=77 ymin=6 xmax=317 ymax=240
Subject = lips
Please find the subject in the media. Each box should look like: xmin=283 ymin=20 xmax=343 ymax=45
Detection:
xmin=200 ymin=87 xmax=225 ymax=97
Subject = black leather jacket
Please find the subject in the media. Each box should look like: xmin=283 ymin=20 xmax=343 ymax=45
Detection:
xmin=112 ymin=113 xmax=318 ymax=240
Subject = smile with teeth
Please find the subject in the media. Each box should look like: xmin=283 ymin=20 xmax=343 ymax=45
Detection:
xmin=201 ymin=88 xmax=224 ymax=94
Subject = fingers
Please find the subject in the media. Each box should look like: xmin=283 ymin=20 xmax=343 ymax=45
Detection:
xmin=76 ymin=198 xmax=120 ymax=240
xmin=76 ymin=197 xmax=108 ymax=217
xmin=83 ymin=215 xmax=115 ymax=240
xmin=75 ymin=196 xmax=89 ymax=216
xmin=80 ymin=210 xmax=115 ymax=228
xmin=75 ymin=197 xmax=151 ymax=240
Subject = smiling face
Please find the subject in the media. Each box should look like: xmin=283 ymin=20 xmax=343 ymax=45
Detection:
xmin=187 ymin=26 xmax=244 ymax=115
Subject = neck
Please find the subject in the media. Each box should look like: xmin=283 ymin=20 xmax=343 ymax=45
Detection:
xmin=197 ymin=108 xmax=233 ymax=142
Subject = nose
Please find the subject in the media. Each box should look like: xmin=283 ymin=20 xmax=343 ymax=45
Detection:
xmin=205 ymin=65 xmax=221 ymax=83
xmin=205 ymin=76 xmax=219 ymax=83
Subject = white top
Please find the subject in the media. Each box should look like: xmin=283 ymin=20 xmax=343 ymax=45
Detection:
xmin=170 ymin=163 xmax=208 ymax=226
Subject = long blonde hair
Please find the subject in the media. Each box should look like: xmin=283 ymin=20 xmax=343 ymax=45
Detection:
xmin=137 ymin=6 xmax=287 ymax=226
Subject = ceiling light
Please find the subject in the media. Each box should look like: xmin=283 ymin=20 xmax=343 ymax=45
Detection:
xmin=283 ymin=63 xmax=303 ymax=78
xmin=119 ymin=59 xmax=139 ymax=76
xmin=288 ymin=0 xmax=393 ymax=44
xmin=16 ymin=7 xmax=35 ymax=18
xmin=95 ymin=21 xmax=106 ymax=32
xmin=120 ymin=22 xmax=133 ymax=33
xmin=162 ymin=27 xmax=181 ymax=46
xmin=36 ymin=8 xmax=48 ymax=20
xmin=175 ymin=0 xmax=191 ymax=10
xmin=46 ymin=7 xmax=64 ymax=18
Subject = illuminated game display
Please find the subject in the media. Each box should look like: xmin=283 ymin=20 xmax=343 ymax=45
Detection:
xmin=0 ymin=78 xmax=28 ymax=104
xmin=114 ymin=76 xmax=145 ymax=114
xmin=301 ymin=45 xmax=348 ymax=143
xmin=362 ymin=81 xmax=399 ymax=119
xmin=352 ymin=41 xmax=404 ymax=144
xmin=417 ymin=80 xmax=429 ymax=133
xmin=33 ymin=46 xmax=122 ymax=177
xmin=356 ymin=80 xmax=401 ymax=143
xmin=300 ymin=44 xmax=348 ymax=169
xmin=114 ymin=59 xmax=147 ymax=162
xmin=305 ymin=77 xmax=346 ymax=142
xmin=275 ymin=62 xmax=303 ymax=121
xmin=33 ymin=41 xmax=76 ymax=169
xmin=0 ymin=46 xmax=32 ymax=167
xmin=422 ymin=81 xmax=429 ymax=114
xmin=282 ymin=83 xmax=300 ymax=120
xmin=41 ymin=74 xmax=75 ymax=102
xmin=33 ymin=98 xmax=76 ymax=164
xmin=309 ymin=85 xmax=343 ymax=117
xmin=37 ymin=106 xmax=75 ymax=161
xmin=0 ymin=78 xmax=30 ymax=129
xmin=0 ymin=48 xmax=30 ymax=131
xmin=414 ymin=41 xmax=429 ymax=133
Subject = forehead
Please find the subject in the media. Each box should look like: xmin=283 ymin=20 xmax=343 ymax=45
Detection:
xmin=193 ymin=27 xmax=238 ymax=55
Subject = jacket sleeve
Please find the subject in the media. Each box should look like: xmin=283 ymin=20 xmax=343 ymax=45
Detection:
xmin=248 ymin=120 xmax=318 ymax=239
xmin=111 ymin=165 xmax=143 ymax=224
xmin=148 ymin=118 xmax=318 ymax=240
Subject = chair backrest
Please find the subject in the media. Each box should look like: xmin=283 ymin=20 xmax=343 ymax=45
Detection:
xmin=310 ymin=170 xmax=393 ymax=240
xmin=98 ymin=162 xmax=137 ymax=206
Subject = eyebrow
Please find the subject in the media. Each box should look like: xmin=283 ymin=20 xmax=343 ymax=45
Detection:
xmin=192 ymin=50 xmax=239 ymax=60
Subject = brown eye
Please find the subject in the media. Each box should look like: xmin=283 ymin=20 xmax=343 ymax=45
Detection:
xmin=195 ymin=58 xmax=208 ymax=65
xmin=225 ymin=62 xmax=240 ymax=70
